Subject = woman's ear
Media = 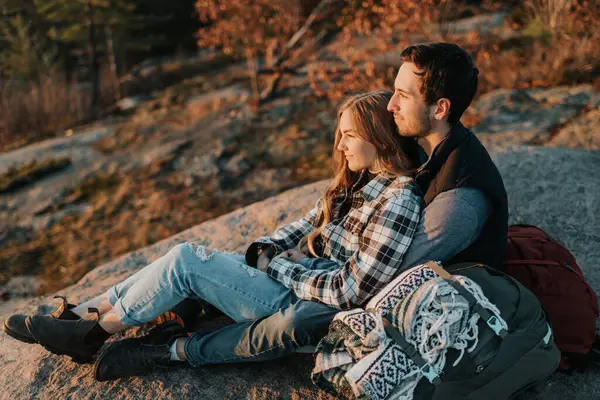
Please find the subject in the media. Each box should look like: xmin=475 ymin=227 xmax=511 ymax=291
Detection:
xmin=433 ymin=98 xmax=451 ymax=121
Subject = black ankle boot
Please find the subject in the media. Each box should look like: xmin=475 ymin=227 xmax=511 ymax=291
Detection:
xmin=2 ymin=296 xmax=79 ymax=344
xmin=25 ymin=308 xmax=110 ymax=364
xmin=94 ymin=321 xmax=188 ymax=381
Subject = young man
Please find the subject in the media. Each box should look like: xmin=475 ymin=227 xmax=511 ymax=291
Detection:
xmin=387 ymin=42 xmax=508 ymax=268
xmin=6 ymin=43 xmax=508 ymax=380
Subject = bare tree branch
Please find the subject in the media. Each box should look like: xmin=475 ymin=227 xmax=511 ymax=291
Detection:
xmin=269 ymin=0 xmax=337 ymax=69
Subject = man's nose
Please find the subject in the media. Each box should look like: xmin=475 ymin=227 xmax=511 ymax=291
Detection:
xmin=387 ymin=97 xmax=398 ymax=112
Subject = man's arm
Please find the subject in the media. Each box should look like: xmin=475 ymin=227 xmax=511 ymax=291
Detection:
xmin=399 ymin=187 xmax=491 ymax=268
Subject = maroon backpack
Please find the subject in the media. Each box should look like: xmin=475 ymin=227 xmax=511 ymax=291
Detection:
xmin=504 ymin=224 xmax=600 ymax=371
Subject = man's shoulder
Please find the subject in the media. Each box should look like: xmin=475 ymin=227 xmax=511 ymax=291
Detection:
xmin=451 ymin=126 xmax=504 ymax=180
xmin=462 ymin=127 xmax=500 ymax=166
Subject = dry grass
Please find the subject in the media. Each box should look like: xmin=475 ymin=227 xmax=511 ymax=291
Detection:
xmin=0 ymin=68 xmax=120 ymax=152
xmin=0 ymin=77 xmax=89 ymax=151
xmin=474 ymin=0 xmax=599 ymax=93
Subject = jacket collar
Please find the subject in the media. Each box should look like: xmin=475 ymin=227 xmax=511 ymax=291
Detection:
xmin=425 ymin=122 xmax=469 ymax=173
xmin=414 ymin=123 xmax=470 ymax=191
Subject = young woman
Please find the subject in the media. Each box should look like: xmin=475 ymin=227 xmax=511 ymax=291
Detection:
xmin=3 ymin=89 xmax=424 ymax=379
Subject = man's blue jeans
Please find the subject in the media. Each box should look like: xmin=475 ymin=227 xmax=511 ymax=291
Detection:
xmin=105 ymin=242 xmax=338 ymax=367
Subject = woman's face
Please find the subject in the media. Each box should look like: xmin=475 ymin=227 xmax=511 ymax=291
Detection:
xmin=337 ymin=109 xmax=378 ymax=172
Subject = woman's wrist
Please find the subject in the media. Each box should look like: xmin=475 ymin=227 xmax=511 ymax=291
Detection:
xmin=245 ymin=242 xmax=275 ymax=267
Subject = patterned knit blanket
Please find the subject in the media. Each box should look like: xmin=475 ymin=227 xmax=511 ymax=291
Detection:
xmin=311 ymin=263 xmax=507 ymax=400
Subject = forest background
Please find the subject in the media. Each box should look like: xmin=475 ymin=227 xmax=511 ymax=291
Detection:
xmin=0 ymin=0 xmax=598 ymax=296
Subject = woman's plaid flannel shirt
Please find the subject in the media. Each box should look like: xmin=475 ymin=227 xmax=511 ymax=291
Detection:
xmin=253 ymin=172 xmax=423 ymax=310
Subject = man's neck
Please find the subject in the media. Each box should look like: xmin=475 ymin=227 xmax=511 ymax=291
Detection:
xmin=419 ymin=125 xmax=451 ymax=156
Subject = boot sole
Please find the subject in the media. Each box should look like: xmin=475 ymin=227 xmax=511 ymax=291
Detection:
xmin=94 ymin=343 xmax=116 ymax=381
xmin=25 ymin=318 xmax=94 ymax=364
xmin=2 ymin=320 xmax=37 ymax=344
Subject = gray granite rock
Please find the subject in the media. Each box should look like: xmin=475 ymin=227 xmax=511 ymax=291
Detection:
xmin=472 ymin=85 xmax=600 ymax=153
xmin=473 ymin=89 xmax=579 ymax=142
xmin=0 ymin=180 xmax=331 ymax=400
xmin=0 ymin=126 xmax=111 ymax=175
xmin=492 ymin=146 xmax=600 ymax=400
xmin=1 ymin=145 xmax=599 ymax=399
xmin=546 ymin=107 xmax=600 ymax=151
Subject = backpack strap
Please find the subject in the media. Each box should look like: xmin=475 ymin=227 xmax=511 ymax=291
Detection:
xmin=375 ymin=261 xmax=510 ymax=388
xmin=380 ymin=314 xmax=443 ymax=386
xmin=504 ymin=258 xmax=563 ymax=266
xmin=425 ymin=261 xmax=508 ymax=338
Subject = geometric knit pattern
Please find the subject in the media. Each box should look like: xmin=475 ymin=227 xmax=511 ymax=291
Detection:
xmin=312 ymin=263 xmax=508 ymax=400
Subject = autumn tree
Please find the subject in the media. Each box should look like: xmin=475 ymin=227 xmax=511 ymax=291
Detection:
xmin=308 ymin=0 xmax=473 ymax=102
xmin=196 ymin=0 xmax=337 ymax=103
xmin=33 ymin=0 xmax=136 ymax=116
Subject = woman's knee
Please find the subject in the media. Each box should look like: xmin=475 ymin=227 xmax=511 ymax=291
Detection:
xmin=165 ymin=243 xmax=189 ymax=258
xmin=162 ymin=243 xmax=197 ymax=277
xmin=165 ymin=242 xmax=218 ymax=277
xmin=185 ymin=242 xmax=217 ymax=261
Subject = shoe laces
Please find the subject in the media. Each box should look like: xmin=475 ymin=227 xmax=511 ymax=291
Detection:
xmin=129 ymin=340 xmax=172 ymax=374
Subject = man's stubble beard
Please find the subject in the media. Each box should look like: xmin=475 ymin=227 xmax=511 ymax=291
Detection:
xmin=396 ymin=112 xmax=432 ymax=138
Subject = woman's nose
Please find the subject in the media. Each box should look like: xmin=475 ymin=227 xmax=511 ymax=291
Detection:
xmin=337 ymin=138 xmax=347 ymax=151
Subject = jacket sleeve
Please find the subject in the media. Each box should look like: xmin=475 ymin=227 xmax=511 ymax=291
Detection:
xmin=266 ymin=192 xmax=422 ymax=309
xmin=245 ymin=198 xmax=322 ymax=266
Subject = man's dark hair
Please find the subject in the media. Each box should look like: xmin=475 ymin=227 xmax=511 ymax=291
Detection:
xmin=400 ymin=42 xmax=479 ymax=125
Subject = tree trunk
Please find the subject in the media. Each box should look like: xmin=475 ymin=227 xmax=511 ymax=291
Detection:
xmin=246 ymin=50 xmax=260 ymax=104
xmin=84 ymin=0 xmax=100 ymax=119
xmin=104 ymin=25 xmax=120 ymax=102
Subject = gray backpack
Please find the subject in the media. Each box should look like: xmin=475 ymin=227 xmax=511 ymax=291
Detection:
xmin=386 ymin=262 xmax=560 ymax=400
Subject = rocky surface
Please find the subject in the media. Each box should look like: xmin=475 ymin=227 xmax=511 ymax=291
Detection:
xmin=3 ymin=83 xmax=596 ymax=242
xmin=1 ymin=144 xmax=600 ymax=399
xmin=0 ymin=181 xmax=331 ymax=400
xmin=471 ymin=84 xmax=600 ymax=152
xmin=546 ymin=107 xmax=600 ymax=151
xmin=0 ymin=29 xmax=599 ymax=396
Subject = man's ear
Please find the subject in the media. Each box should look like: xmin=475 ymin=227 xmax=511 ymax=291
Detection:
xmin=432 ymin=98 xmax=451 ymax=121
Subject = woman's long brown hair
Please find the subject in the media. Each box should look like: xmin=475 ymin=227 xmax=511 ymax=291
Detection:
xmin=300 ymin=89 xmax=420 ymax=256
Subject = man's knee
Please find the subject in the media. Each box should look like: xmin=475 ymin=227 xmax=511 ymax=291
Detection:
xmin=277 ymin=301 xmax=338 ymax=346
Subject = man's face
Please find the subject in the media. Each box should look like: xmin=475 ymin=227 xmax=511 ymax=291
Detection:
xmin=387 ymin=62 xmax=432 ymax=138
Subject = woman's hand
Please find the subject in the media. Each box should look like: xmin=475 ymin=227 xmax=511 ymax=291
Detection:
xmin=256 ymin=246 xmax=276 ymax=272
xmin=257 ymin=252 xmax=272 ymax=272
xmin=258 ymin=248 xmax=307 ymax=272
xmin=273 ymin=249 xmax=307 ymax=262
xmin=287 ymin=248 xmax=307 ymax=262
